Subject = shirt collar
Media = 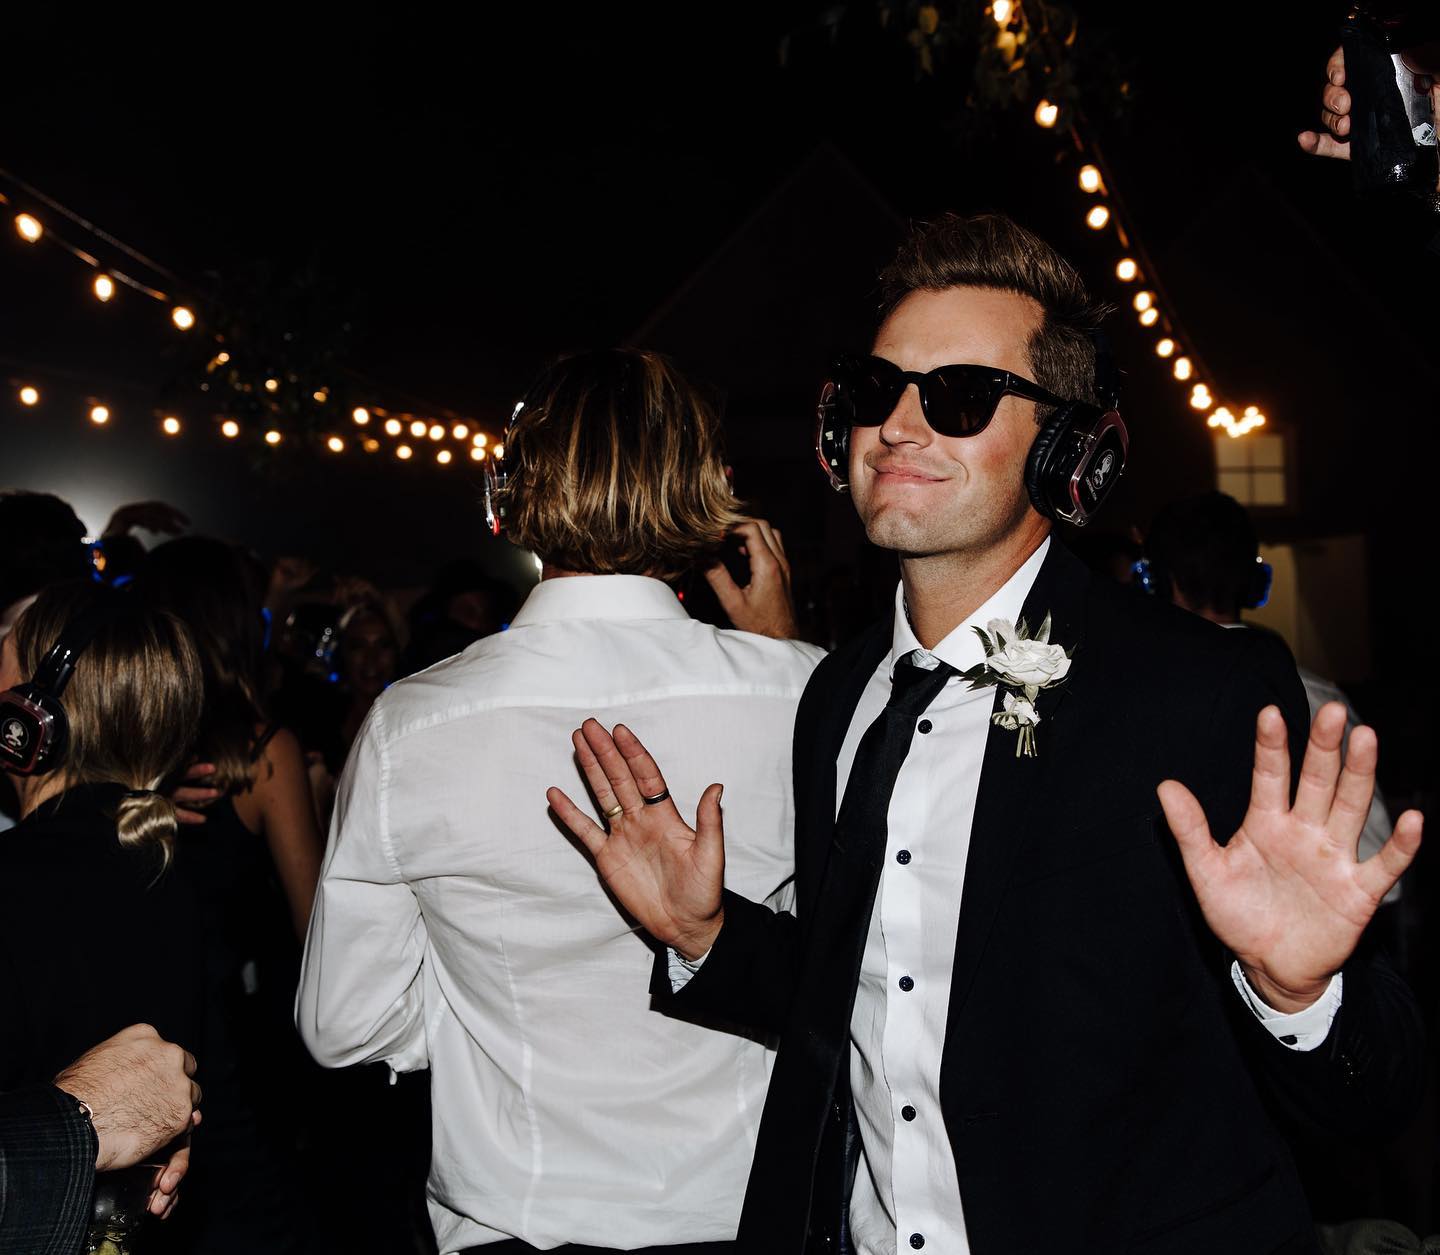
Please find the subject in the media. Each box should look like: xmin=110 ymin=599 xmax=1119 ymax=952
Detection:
xmin=888 ymin=536 xmax=1051 ymax=677
xmin=509 ymin=574 xmax=689 ymax=629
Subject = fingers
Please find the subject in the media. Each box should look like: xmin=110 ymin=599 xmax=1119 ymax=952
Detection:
xmin=750 ymin=519 xmax=791 ymax=580
xmin=1321 ymin=82 xmax=1351 ymax=129
xmin=703 ymin=562 xmax=746 ymax=620
xmin=183 ymin=762 xmax=216 ymax=783
xmin=571 ymin=725 xmax=624 ymax=817
xmin=1356 ymin=809 xmax=1424 ymax=902
xmin=182 ymin=1049 xmax=197 ymax=1077
xmin=1157 ymin=778 xmax=1222 ymax=878
xmin=546 ymin=786 xmax=609 ymax=857
xmin=611 ymin=724 xmax=672 ymax=805
xmin=694 ymin=782 xmax=727 ymax=872
xmin=1297 ymin=130 xmax=1350 ymax=160
xmin=1327 ymin=45 xmax=1345 ymax=86
xmin=173 ymin=787 xmax=222 ymax=808
xmin=1329 ymin=722 xmax=1378 ymax=850
xmin=1293 ymin=702 xmax=1347 ymax=826
xmin=579 ymin=718 xmax=645 ymax=812
xmin=175 ymin=808 xmax=209 ymax=826
xmin=1248 ymin=705 xmax=1293 ymax=816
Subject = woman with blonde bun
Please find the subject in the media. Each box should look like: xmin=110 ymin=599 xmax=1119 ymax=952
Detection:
xmin=0 ymin=580 xmax=206 ymax=1097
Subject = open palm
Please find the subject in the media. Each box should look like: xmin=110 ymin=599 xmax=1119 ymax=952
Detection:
xmin=547 ymin=719 xmax=727 ymax=960
xmin=1159 ymin=702 xmax=1423 ymax=1013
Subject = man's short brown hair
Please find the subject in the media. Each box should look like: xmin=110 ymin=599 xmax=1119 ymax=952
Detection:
xmin=499 ymin=349 xmax=744 ymax=580
xmin=877 ymin=212 xmax=1112 ymax=421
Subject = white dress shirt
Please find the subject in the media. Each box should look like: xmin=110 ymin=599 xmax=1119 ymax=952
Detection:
xmin=297 ymin=574 xmax=823 ymax=1254
xmin=832 ymin=539 xmax=1339 ymax=1255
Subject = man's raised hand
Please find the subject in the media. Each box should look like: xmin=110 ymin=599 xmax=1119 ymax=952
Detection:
xmin=1158 ymin=702 xmax=1423 ymax=1014
xmin=547 ymin=720 xmax=726 ymax=959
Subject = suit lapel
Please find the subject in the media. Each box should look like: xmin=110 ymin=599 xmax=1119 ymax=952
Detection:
xmin=945 ymin=541 xmax=1092 ymax=1023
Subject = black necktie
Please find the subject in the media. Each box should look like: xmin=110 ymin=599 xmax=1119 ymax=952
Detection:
xmin=797 ymin=653 xmax=956 ymax=1041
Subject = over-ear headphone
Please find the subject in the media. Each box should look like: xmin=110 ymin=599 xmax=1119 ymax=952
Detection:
xmin=815 ymin=335 xmax=1130 ymax=528
xmin=481 ymin=399 xmax=523 ymax=538
xmin=0 ymin=595 xmax=117 ymax=776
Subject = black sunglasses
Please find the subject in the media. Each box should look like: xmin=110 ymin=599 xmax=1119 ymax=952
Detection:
xmin=828 ymin=353 xmax=1067 ymax=438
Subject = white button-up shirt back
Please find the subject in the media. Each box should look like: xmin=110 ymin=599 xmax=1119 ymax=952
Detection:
xmin=297 ymin=575 xmax=824 ymax=1254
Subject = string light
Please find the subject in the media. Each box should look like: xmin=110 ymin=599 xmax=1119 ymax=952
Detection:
xmin=221 ymin=419 xmax=240 ymax=438
xmin=161 ymin=416 xmax=181 ymax=435
xmin=452 ymin=423 xmax=469 ymax=441
xmin=1085 ymin=205 xmax=1110 ymax=230
xmin=472 ymin=432 xmax=488 ymax=447
xmin=384 ymin=418 xmax=402 ymax=436
xmin=409 ymin=419 xmax=427 ymax=438
xmin=1173 ymin=357 xmax=1193 ymax=381
xmin=352 ymin=406 xmax=370 ymax=425
xmin=264 ymin=378 xmax=280 ymax=393
xmin=326 ymin=436 xmax=344 ymax=453
xmin=427 ymin=423 xmax=444 ymax=441
xmin=1034 ymin=100 xmax=1059 ymax=128
xmin=992 ymin=0 xmax=1013 ymax=22
xmin=361 ymin=438 xmax=380 ymax=453
xmin=214 ymin=351 xmax=231 ymax=365
xmin=1078 ymin=165 xmax=1102 ymax=193
xmin=470 ymin=446 xmax=487 ymax=461
xmin=92 ymin=274 xmax=115 ymax=302
xmin=264 ymin=429 xmax=282 ymax=445
xmin=89 ymin=404 xmax=110 ymax=425
xmin=1139 ymin=308 xmax=1159 ymax=327
xmin=396 ymin=444 xmax=413 ymax=460
xmin=494 ymin=443 xmax=504 ymax=459
xmin=437 ymin=449 xmax=453 ymax=465
xmin=312 ymin=388 xmax=328 ymax=404
xmin=1132 ymin=291 xmax=1154 ymax=312
xmin=171 ymin=305 xmax=196 ymax=330
xmin=15 ymin=214 xmax=42 ymax=243
xmin=18 ymin=386 xmax=39 ymax=406
xmin=1115 ymin=258 xmax=1138 ymax=282
xmin=1155 ymin=338 xmax=1176 ymax=358
xmin=1190 ymin=386 xmax=1213 ymax=411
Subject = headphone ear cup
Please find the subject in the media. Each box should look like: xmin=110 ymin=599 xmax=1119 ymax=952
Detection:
xmin=815 ymin=382 xmax=851 ymax=493
xmin=1024 ymin=408 xmax=1071 ymax=520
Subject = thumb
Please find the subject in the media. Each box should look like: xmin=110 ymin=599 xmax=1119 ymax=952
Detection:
xmin=1157 ymin=779 xmax=1220 ymax=874
xmin=694 ymin=783 xmax=727 ymax=877
xmin=704 ymin=563 xmax=747 ymax=618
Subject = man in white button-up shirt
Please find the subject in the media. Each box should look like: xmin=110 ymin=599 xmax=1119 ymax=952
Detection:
xmin=551 ymin=216 xmax=1425 ymax=1255
xmin=296 ymin=349 xmax=824 ymax=1255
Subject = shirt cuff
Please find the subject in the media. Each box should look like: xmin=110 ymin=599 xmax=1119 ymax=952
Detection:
xmin=1230 ymin=962 xmax=1343 ymax=1051
xmin=666 ymin=945 xmax=710 ymax=993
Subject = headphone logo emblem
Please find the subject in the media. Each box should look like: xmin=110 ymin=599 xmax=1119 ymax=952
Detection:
xmin=2 ymin=718 xmax=28 ymax=752
xmin=1090 ymin=450 xmax=1115 ymax=490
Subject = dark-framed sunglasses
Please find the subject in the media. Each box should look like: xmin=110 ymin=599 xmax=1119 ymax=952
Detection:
xmin=828 ymin=353 xmax=1067 ymax=438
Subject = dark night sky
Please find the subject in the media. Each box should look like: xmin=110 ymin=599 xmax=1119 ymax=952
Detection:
xmin=2 ymin=3 xmax=1434 ymax=595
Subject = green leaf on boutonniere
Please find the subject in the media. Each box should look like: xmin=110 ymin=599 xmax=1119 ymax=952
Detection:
xmin=957 ymin=662 xmax=997 ymax=687
xmin=1036 ymin=611 xmax=1052 ymax=644
xmin=972 ymin=625 xmax=995 ymax=657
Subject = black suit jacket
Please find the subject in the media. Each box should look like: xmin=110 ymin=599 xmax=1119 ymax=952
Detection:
xmin=657 ymin=541 xmax=1423 ymax=1255
xmin=0 ymin=1085 xmax=95 ymax=1255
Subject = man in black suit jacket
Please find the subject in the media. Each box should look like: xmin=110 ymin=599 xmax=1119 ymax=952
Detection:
xmin=548 ymin=214 xmax=1425 ymax=1254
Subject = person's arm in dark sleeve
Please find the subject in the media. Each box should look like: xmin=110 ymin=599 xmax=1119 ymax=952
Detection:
xmin=0 ymin=1085 xmax=97 ymax=1255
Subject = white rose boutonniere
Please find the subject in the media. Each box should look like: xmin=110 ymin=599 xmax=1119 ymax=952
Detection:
xmin=958 ymin=613 xmax=1074 ymax=758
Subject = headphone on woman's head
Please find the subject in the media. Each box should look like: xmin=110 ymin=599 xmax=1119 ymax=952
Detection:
xmin=0 ymin=595 xmax=120 ymax=776
xmin=815 ymin=334 xmax=1129 ymax=528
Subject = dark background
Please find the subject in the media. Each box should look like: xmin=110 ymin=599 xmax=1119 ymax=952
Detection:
xmin=3 ymin=0 xmax=1439 ymax=1229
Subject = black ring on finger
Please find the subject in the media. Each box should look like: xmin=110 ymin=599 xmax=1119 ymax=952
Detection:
xmin=641 ymin=789 xmax=670 ymax=806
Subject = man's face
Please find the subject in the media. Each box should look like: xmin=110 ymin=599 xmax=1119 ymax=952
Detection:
xmin=848 ymin=285 xmax=1047 ymax=559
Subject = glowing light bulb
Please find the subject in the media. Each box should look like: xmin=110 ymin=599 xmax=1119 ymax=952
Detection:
xmin=992 ymin=0 xmax=1013 ymax=22
xmin=1155 ymin=338 xmax=1176 ymax=358
xmin=93 ymin=274 xmax=115 ymax=302
xmin=326 ymin=436 xmax=344 ymax=453
xmin=396 ymin=444 xmax=413 ymax=460
xmin=362 ymin=438 xmax=380 ymax=453
xmin=1034 ymin=99 xmax=1059 ymax=128
xmin=89 ymin=404 xmax=110 ymax=425
xmin=452 ymin=423 xmax=469 ymax=441
xmin=425 ymin=423 xmax=442 ymax=441
xmin=264 ymin=429 xmax=283 ymax=445
xmin=409 ymin=419 xmax=427 ymax=438
xmin=264 ymin=378 xmax=280 ymax=393
xmin=18 ymin=386 xmax=39 ymax=406
xmin=1115 ymin=258 xmax=1138 ymax=282
xmin=437 ymin=449 xmax=453 ymax=465
xmin=162 ymin=416 xmax=182 ymax=435
xmin=1078 ymin=165 xmax=1102 ymax=193
xmin=15 ymin=214 xmax=42 ymax=243
xmin=215 ymin=351 xmax=231 ymax=365
xmin=1133 ymin=291 xmax=1154 ymax=312
xmin=1139 ymin=308 xmax=1159 ymax=326
xmin=312 ymin=388 xmax=328 ymax=404
xmin=171 ymin=306 xmax=196 ymax=330
xmin=1173 ymin=357 xmax=1193 ymax=381
xmin=1190 ymin=389 xmax=1213 ymax=411
xmin=1086 ymin=205 xmax=1110 ymax=230
xmin=470 ymin=446 xmax=486 ymax=461
xmin=384 ymin=418 xmax=402 ymax=436
xmin=352 ymin=407 xmax=370 ymax=425
xmin=472 ymin=432 xmax=488 ymax=447
xmin=493 ymin=443 xmax=505 ymax=459
xmin=221 ymin=420 xmax=240 ymax=438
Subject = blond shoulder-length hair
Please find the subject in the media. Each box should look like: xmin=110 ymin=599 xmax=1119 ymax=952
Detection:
xmin=498 ymin=349 xmax=744 ymax=580
xmin=13 ymin=582 xmax=204 ymax=866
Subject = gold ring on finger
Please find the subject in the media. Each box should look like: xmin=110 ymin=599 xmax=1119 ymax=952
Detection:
xmin=603 ymin=803 xmax=625 ymax=820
